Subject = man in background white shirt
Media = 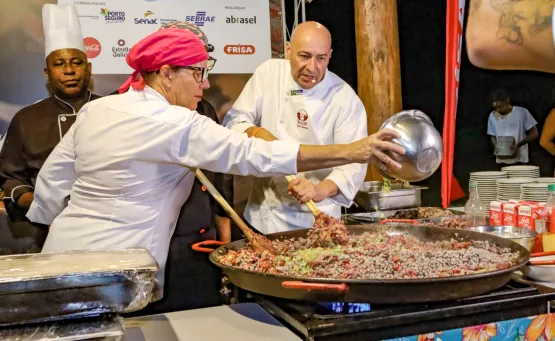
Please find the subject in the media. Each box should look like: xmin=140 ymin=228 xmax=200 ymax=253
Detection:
xmin=223 ymin=21 xmax=368 ymax=234
xmin=487 ymin=89 xmax=538 ymax=166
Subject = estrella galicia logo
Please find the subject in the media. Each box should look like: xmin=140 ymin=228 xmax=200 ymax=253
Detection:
xmin=185 ymin=11 xmax=215 ymax=27
xmin=113 ymin=39 xmax=130 ymax=58
xmin=100 ymin=8 xmax=125 ymax=23
xmin=135 ymin=11 xmax=158 ymax=24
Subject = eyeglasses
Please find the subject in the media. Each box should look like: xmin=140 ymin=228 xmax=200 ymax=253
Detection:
xmin=172 ymin=57 xmax=217 ymax=83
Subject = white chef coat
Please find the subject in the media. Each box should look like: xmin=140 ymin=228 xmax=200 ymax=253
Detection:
xmin=223 ymin=59 xmax=368 ymax=234
xmin=26 ymin=86 xmax=300 ymax=297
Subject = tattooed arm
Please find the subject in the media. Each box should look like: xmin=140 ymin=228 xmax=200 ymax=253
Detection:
xmin=466 ymin=0 xmax=555 ymax=73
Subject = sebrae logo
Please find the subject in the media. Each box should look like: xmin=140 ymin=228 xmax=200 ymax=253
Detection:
xmin=226 ymin=15 xmax=256 ymax=24
xmin=224 ymin=44 xmax=255 ymax=55
xmin=185 ymin=11 xmax=215 ymax=27
xmin=83 ymin=37 xmax=101 ymax=58
xmin=135 ymin=11 xmax=158 ymax=24
xmin=100 ymin=8 xmax=125 ymax=23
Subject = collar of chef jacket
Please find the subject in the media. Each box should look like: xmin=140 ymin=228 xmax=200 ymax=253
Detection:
xmin=288 ymin=68 xmax=332 ymax=98
xmin=51 ymin=89 xmax=93 ymax=115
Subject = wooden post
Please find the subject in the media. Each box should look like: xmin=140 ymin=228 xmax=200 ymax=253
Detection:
xmin=354 ymin=0 xmax=403 ymax=181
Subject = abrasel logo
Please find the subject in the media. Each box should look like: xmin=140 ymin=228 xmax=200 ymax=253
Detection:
xmin=225 ymin=15 xmax=256 ymax=24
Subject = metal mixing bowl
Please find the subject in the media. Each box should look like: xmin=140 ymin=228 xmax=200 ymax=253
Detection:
xmin=379 ymin=110 xmax=443 ymax=182
xmin=465 ymin=225 xmax=536 ymax=252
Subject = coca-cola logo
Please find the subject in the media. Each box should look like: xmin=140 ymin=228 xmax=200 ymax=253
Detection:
xmin=83 ymin=37 xmax=102 ymax=59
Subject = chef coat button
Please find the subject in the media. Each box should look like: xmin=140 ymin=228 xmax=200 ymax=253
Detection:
xmin=201 ymin=185 xmax=207 ymax=192
xmin=285 ymin=98 xmax=289 ymax=102
xmin=280 ymin=120 xmax=284 ymax=124
xmin=60 ymin=116 xmax=66 ymax=122
xmin=200 ymin=228 xmax=206 ymax=234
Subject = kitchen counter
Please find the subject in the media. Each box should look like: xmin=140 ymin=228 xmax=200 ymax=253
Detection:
xmin=122 ymin=303 xmax=301 ymax=341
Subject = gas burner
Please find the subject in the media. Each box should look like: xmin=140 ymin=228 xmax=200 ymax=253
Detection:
xmin=317 ymin=302 xmax=372 ymax=314
xmin=249 ymin=281 xmax=555 ymax=341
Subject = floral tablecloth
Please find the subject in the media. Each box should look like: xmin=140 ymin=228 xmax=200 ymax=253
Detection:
xmin=386 ymin=314 xmax=555 ymax=341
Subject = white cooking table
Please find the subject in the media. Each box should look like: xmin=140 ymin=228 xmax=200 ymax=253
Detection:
xmin=122 ymin=303 xmax=301 ymax=341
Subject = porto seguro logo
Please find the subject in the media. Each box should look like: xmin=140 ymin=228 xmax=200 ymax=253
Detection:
xmin=185 ymin=11 xmax=215 ymax=27
xmin=100 ymin=8 xmax=125 ymax=23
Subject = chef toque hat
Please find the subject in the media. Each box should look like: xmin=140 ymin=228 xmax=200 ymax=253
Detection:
xmin=42 ymin=4 xmax=86 ymax=59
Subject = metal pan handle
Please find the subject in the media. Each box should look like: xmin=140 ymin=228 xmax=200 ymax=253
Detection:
xmin=281 ymin=281 xmax=347 ymax=292
xmin=191 ymin=240 xmax=226 ymax=253
xmin=380 ymin=219 xmax=418 ymax=225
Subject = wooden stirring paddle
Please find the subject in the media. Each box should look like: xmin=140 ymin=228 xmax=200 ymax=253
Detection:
xmin=195 ymin=169 xmax=279 ymax=255
xmin=285 ymin=175 xmax=320 ymax=216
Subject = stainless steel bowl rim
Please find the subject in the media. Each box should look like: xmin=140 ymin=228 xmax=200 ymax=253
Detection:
xmin=465 ymin=225 xmax=537 ymax=239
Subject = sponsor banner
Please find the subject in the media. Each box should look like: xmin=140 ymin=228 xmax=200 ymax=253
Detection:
xmin=59 ymin=0 xmax=272 ymax=74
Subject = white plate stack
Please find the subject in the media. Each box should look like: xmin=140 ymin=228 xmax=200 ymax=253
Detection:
xmin=495 ymin=136 xmax=516 ymax=157
xmin=501 ymin=165 xmax=540 ymax=178
xmin=469 ymin=171 xmax=508 ymax=215
xmin=496 ymin=178 xmax=535 ymax=201
xmin=521 ymin=183 xmax=549 ymax=202
xmin=536 ymin=177 xmax=555 ymax=184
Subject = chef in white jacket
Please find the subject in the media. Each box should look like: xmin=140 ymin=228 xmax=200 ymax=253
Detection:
xmin=223 ymin=22 xmax=368 ymax=233
xmin=26 ymin=27 xmax=405 ymax=299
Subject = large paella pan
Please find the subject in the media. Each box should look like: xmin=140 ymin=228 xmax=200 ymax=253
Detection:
xmin=194 ymin=224 xmax=529 ymax=304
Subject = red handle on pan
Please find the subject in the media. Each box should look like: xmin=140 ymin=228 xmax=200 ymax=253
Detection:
xmin=281 ymin=281 xmax=347 ymax=292
xmin=531 ymin=251 xmax=555 ymax=258
xmin=191 ymin=240 xmax=226 ymax=253
xmin=380 ymin=219 xmax=418 ymax=225
xmin=529 ymin=260 xmax=555 ymax=266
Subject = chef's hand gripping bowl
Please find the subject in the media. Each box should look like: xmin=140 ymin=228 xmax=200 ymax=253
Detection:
xmin=378 ymin=110 xmax=444 ymax=182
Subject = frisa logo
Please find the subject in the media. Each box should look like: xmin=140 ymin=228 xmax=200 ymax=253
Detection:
xmin=185 ymin=11 xmax=215 ymax=27
xmin=83 ymin=37 xmax=101 ymax=58
xmin=224 ymin=44 xmax=255 ymax=55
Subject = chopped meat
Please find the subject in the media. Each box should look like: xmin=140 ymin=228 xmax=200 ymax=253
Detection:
xmin=219 ymin=231 xmax=520 ymax=280
xmin=436 ymin=217 xmax=467 ymax=229
xmin=305 ymin=212 xmax=348 ymax=248
xmin=392 ymin=207 xmax=455 ymax=219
